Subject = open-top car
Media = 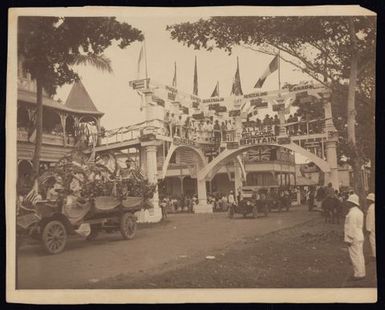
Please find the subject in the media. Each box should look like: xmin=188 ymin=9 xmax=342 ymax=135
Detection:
xmin=227 ymin=187 xmax=269 ymax=218
xmin=17 ymin=150 xmax=155 ymax=254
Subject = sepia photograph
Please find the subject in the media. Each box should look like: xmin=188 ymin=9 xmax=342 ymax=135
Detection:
xmin=6 ymin=5 xmax=377 ymax=303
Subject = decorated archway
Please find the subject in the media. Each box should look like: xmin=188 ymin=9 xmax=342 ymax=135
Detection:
xmin=161 ymin=143 xmax=208 ymax=179
xmin=198 ymin=142 xmax=331 ymax=183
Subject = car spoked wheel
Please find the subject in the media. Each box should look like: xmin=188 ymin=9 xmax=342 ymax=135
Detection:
xmin=42 ymin=220 xmax=67 ymax=254
xmin=120 ymin=213 xmax=137 ymax=240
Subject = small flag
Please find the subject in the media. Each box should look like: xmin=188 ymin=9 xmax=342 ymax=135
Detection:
xmin=231 ymin=57 xmax=243 ymax=96
xmin=168 ymin=92 xmax=176 ymax=101
xmin=152 ymin=96 xmax=165 ymax=107
xmin=254 ymin=54 xmax=279 ymax=88
xmin=193 ymin=56 xmax=198 ymax=96
xmin=192 ymin=112 xmax=204 ymax=120
xmin=211 ymin=81 xmax=220 ymax=97
xmin=229 ymin=110 xmax=241 ymax=117
xmin=215 ymin=106 xmax=227 ymax=113
xmin=172 ymin=61 xmax=177 ymax=88
xmin=209 ymin=103 xmax=219 ymax=110
xmin=24 ymin=188 xmax=40 ymax=206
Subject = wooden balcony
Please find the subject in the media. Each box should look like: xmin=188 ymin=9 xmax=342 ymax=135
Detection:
xmin=17 ymin=128 xmax=75 ymax=146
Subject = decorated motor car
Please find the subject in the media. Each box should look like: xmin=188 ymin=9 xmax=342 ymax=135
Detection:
xmin=16 ymin=150 xmax=156 ymax=254
xmin=227 ymin=187 xmax=269 ymax=218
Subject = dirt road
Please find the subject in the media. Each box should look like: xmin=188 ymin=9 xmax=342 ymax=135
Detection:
xmin=17 ymin=207 xmax=318 ymax=289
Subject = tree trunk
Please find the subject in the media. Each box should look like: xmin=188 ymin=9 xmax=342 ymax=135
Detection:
xmin=347 ymin=18 xmax=366 ymax=206
xmin=32 ymin=78 xmax=43 ymax=180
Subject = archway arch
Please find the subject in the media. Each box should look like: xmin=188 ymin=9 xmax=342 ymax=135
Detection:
xmin=161 ymin=144 xmax=208 ymax=179
xmin=198 ymin=142 xmax=331 ymax=182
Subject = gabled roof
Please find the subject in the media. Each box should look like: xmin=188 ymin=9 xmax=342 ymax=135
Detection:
xmin=64 ymin=80 xmax=103 ymax=115
xmin=18 ymin=89 xmax=103 ymax=116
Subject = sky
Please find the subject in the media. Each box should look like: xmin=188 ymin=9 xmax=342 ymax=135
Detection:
xmin=55 ymin=15 xmax=313 ymax=163
xmin=55 ymin=15 xmax=311 ymax=130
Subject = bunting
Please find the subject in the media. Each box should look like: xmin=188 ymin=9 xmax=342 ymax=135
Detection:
xmin=230 ymin=57 xmax=243 ymax=96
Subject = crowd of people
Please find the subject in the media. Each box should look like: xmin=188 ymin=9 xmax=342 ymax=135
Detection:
xmin=162 ymin=110 xmax=325 ymax=143
xmin=286 ymin=113 xmax=324 ymax=136
xmin=159 ymin=186 xmax=294 ymax=218
xmin=163 ymin=112 xmax=239 ymax=143
xmin=159 ymin=194 xmax=199 ymax=217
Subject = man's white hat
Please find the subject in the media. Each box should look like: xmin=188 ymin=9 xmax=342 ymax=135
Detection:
xmin=347 ymin=193 xmax=360 ymax=206
xmin=366 ymin=193 xmax=375 ymax=201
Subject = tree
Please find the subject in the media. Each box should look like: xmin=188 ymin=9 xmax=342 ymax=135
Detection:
xmin=18 ymin=17 xmax=143 ymax=179
xmin=167 ymin=16 xmax=376 ymax=197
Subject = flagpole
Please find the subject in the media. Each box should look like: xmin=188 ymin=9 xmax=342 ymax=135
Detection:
xmin=278 ymin=50 xmax=281 ymax=91
xmin=144 ymin=36 xmax=149 ymax=80
xmin=278 ymin=50 xmax=281 ymax=93
xmin=174 ymin=61 xmax=177 ymax=88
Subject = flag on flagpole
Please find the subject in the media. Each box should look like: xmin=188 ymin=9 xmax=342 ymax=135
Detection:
xmin=211 ymin=81 xmax=219 ymax=97
xmin=230 ymin=57 xmax=243 ymax=96
xmin=137 ymin=44 xmax=144 ymax=79
xmin=172 ymin=61 xmax=177 ymax=88
xmin=193 ymin=56 xmax=198 ymax=96
xmin=254 ymin=54 xmax=279 ymax=88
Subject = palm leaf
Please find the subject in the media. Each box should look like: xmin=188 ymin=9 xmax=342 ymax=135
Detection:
xmin=71 ymin=54 xmax=113 ymax=73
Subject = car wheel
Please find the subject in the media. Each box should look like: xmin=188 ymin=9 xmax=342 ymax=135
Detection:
xmin=120 ymin=213 xmax=137 ymax=240
xmin=42 ymin=220 xmax=67 ymax=254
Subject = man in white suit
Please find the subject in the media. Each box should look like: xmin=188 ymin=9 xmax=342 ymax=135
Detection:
xmin=344 ymin=193 xmax=366 ymax=280
xmin=366 ymin=193 xmax=376 ymax=260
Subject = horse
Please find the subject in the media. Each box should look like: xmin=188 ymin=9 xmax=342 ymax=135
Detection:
xmin=321 ymin=197 xmax=342 ymax=224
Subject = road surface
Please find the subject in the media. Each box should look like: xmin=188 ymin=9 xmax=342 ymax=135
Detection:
xmin=17 ymin=207 xmax=318 ymax=289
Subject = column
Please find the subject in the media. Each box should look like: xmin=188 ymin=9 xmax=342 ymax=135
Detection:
xmin=323 ymin=95 xmax=339 ymax=189
xmin=234 ymin=160 xmax=242 ymax=201
xmin=178 ymin=176 xmax=185 ymax=196
xmin=234 ymin=115 xmax=242 ymax=142
xmin=59 ymin=112 xmax=67 ymax=146
xmin=278 ymin=109 xmax=287 ymax=136
xmin=325 ymin=139 xmax=339 ymax=190
xmin=136 ymin=144 xmax=162 ymax=223
xmin=96 ymin=117 xmax=102 ymax=146
xmin=323 ymin=97 xmax=336 ymax=132
xmin=146 ymin=145 xmax=159 ymax=203
xmin=142 ymin=89 xmax=164 ymax=134
xmin=195 ymin=177 xmax=213 ymax=213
